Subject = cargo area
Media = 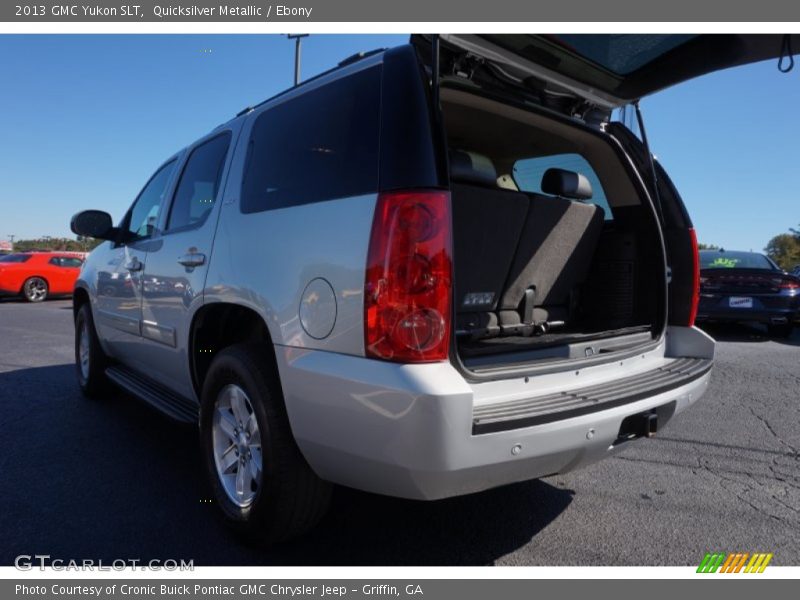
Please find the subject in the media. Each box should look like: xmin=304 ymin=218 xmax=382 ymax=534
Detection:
xmin=443 ymin=88 xmax=666 ymax=371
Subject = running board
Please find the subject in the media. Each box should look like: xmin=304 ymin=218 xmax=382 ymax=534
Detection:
xmin=105 ymin=365 xmax=199 ymax=424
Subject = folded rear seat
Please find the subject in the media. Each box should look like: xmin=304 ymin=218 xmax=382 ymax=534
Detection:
xmin=449 ymin=150 xmax=530 ymax=338
xmin=497 ymin=168 xmax=605 ymax=335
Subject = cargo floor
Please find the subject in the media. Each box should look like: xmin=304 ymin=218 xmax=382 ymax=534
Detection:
xmin=458 ymin=324 xmax=652 ymax=358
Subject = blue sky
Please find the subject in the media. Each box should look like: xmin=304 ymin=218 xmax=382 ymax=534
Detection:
xmin=0 ymin=34 xmax=797 ymax=252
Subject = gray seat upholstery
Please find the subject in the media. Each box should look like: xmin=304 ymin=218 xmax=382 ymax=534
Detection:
xmin=449 ymin=150 xmax=530 ymax=338
xmin=498 ymin=168 xmax=605 ymax=332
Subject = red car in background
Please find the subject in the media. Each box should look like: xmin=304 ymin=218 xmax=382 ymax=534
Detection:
xmin=0 ymin=252 xmax=85 ymax=302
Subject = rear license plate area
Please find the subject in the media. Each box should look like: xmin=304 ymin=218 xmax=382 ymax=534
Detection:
xmin=729 ymin=296 xmax=753 ymax=308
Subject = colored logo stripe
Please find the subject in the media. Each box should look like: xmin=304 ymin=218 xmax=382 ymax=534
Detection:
xmin=733 ymin=553 xmax=750 ymax=573
xmin=744 ymin=553 xmax=773 ymax=573
xmin=697 ymin=552 xmax=773 ymax=573
xmin=720 ymin=553 xmax=737 ymax=573
xmin=720 ymin=553 xmax=748 ymax=573
xmin=697 ymin=553 xmax=726 ymax=573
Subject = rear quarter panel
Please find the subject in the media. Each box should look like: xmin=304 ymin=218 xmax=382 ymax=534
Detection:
xmin=205 ymin=190 xmax=376 ymax=356
xmin=0 ymin=264 xmax=26 ymax=293
xmin=203 ymin=57 xmax=389 ymax=357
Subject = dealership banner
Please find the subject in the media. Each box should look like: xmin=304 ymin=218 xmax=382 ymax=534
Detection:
xmin=4 ymin=0 xmax=800 ymax=22
xmin=5 ymin=579 xmax=800 ymax=599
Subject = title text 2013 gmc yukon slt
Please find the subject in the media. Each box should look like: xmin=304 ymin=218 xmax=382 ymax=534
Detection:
xmin=71 ymin=34 xmax=793 ymax=542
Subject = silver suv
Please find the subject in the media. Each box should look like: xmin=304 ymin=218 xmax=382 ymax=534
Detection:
xmin=71 ymin=34 xmax=794 ymax=542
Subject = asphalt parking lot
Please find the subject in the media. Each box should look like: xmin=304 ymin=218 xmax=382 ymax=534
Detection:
xmin=1 ymin=297 xmax=798 ymax=566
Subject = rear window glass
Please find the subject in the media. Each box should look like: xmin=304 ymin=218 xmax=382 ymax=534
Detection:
xmin=700 ymin=252 xmax=775 ymax=270
xmin=241 ymin=66 xmax=381 ymax=213
xmin=59 ymin=257 xmax=84 ymax=268
xmin=512 ymin=153 xmax=612 ymax=219
xmin=167 ymin=132 xmax=231 ymax=231
xmin=552 ymin=35 xmax=696 ymax=75
xmin=0 ymin=254 xmax=31 ymax=263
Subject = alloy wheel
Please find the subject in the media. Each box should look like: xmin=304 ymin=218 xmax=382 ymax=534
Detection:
xmin=78 ymin=320 xmax=90 ymax=380
xmin=24 ymin=278 xmax=47 ymax=302
xmin=212 ymin=384 xmax=263 ymax=507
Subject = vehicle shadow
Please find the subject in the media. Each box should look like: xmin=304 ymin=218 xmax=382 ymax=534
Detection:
xmin=0 ymin=363 xmax=573 ymax=567
xmin=697 ymin=322 xmax=800 ymax=347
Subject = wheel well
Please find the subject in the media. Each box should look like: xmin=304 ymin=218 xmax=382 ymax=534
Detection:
xmin=73 ymin=287 xmax=90 ymax=318
xmin=189 ymin=303 xmax=275 ymax=397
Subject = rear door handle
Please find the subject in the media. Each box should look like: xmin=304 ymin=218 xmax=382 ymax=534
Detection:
xmin=178 ymin=253 xmax=206 ymax=267
xmin=125 ymin=257 xmax=143 ymax=272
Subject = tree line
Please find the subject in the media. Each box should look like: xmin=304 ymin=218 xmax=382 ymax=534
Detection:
xmin=7 ymin=236 xmax=104 ymax=253
xmin=764 ymin=224 xmax=800 ymax=270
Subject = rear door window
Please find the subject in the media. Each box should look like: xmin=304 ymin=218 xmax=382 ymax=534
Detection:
xmin=166 ymin=132 xmax=232 ymax=231
xmin=512 ymin=153 xmax=612 ymax=219
xmin=240 ymin=66 xmax=381 ymax=213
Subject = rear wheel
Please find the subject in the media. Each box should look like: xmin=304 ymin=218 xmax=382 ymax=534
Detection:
xmin=767 ymin=323 xmax=794 ymax=339
xmin=200 ymin=343 xmax=332 ymax=543
xmin=74 ymin=303 xmax=109 ymax=397
xmin=22 ymin=277 xmax=48 ymax=302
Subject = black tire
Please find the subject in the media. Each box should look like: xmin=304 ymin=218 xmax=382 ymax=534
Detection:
xmin=22 ymin=277 xmax=48 ymax=302
xmin=74 ymin=303 xmax=109 ymax=398
xmin=767 ymin=323 xmax=794 ymax=339
xmin=200 ymin=343 xmax=332 ymax=543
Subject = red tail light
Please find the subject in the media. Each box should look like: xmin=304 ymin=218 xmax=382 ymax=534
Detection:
xmin=779 ymin=279 xmax=800 ymax=290
xmin=365 ymin=190 xmax=452 ymax=362
xmin=687 ymin=228 xmax=700 ymax=327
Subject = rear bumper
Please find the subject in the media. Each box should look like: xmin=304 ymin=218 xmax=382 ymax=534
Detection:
xmin=696 ymin=307 xmax=799 ymax=325
xmin=275 ymin=337 xmax=713 ymax=500
xmin=697 ymin=293 xmax=800 ymax=325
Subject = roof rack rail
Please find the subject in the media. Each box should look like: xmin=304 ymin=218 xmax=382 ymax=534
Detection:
xmin=338 ymin=48 xmax=386 ymax=68
xmin=233 ymin=46 xmax=388 ymax=119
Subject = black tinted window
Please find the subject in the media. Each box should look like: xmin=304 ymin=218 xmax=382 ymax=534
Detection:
xmin=128 ymin=161 xmax=176 ymax=239
xmin=549 ymin=35 xmax=695 ymax=75
xmin=167 ymin=133 xmax=231 ymax=230
xmin=60 ymin=257 xmax=83 ymax=268
xmin=0 ymin=254 xmax=31 ymax=263
xmin=241 ymin=66 xmax=381 ymax=213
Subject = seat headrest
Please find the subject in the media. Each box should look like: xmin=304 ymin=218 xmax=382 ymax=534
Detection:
xmin=541 ymin=168 xmax=593 ymax=200
xmin=449 ymin=150 xmax=498 ymax=187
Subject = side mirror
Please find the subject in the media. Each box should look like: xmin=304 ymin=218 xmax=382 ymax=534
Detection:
xmin=70 ymin=210 xmax=117 ymax=241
